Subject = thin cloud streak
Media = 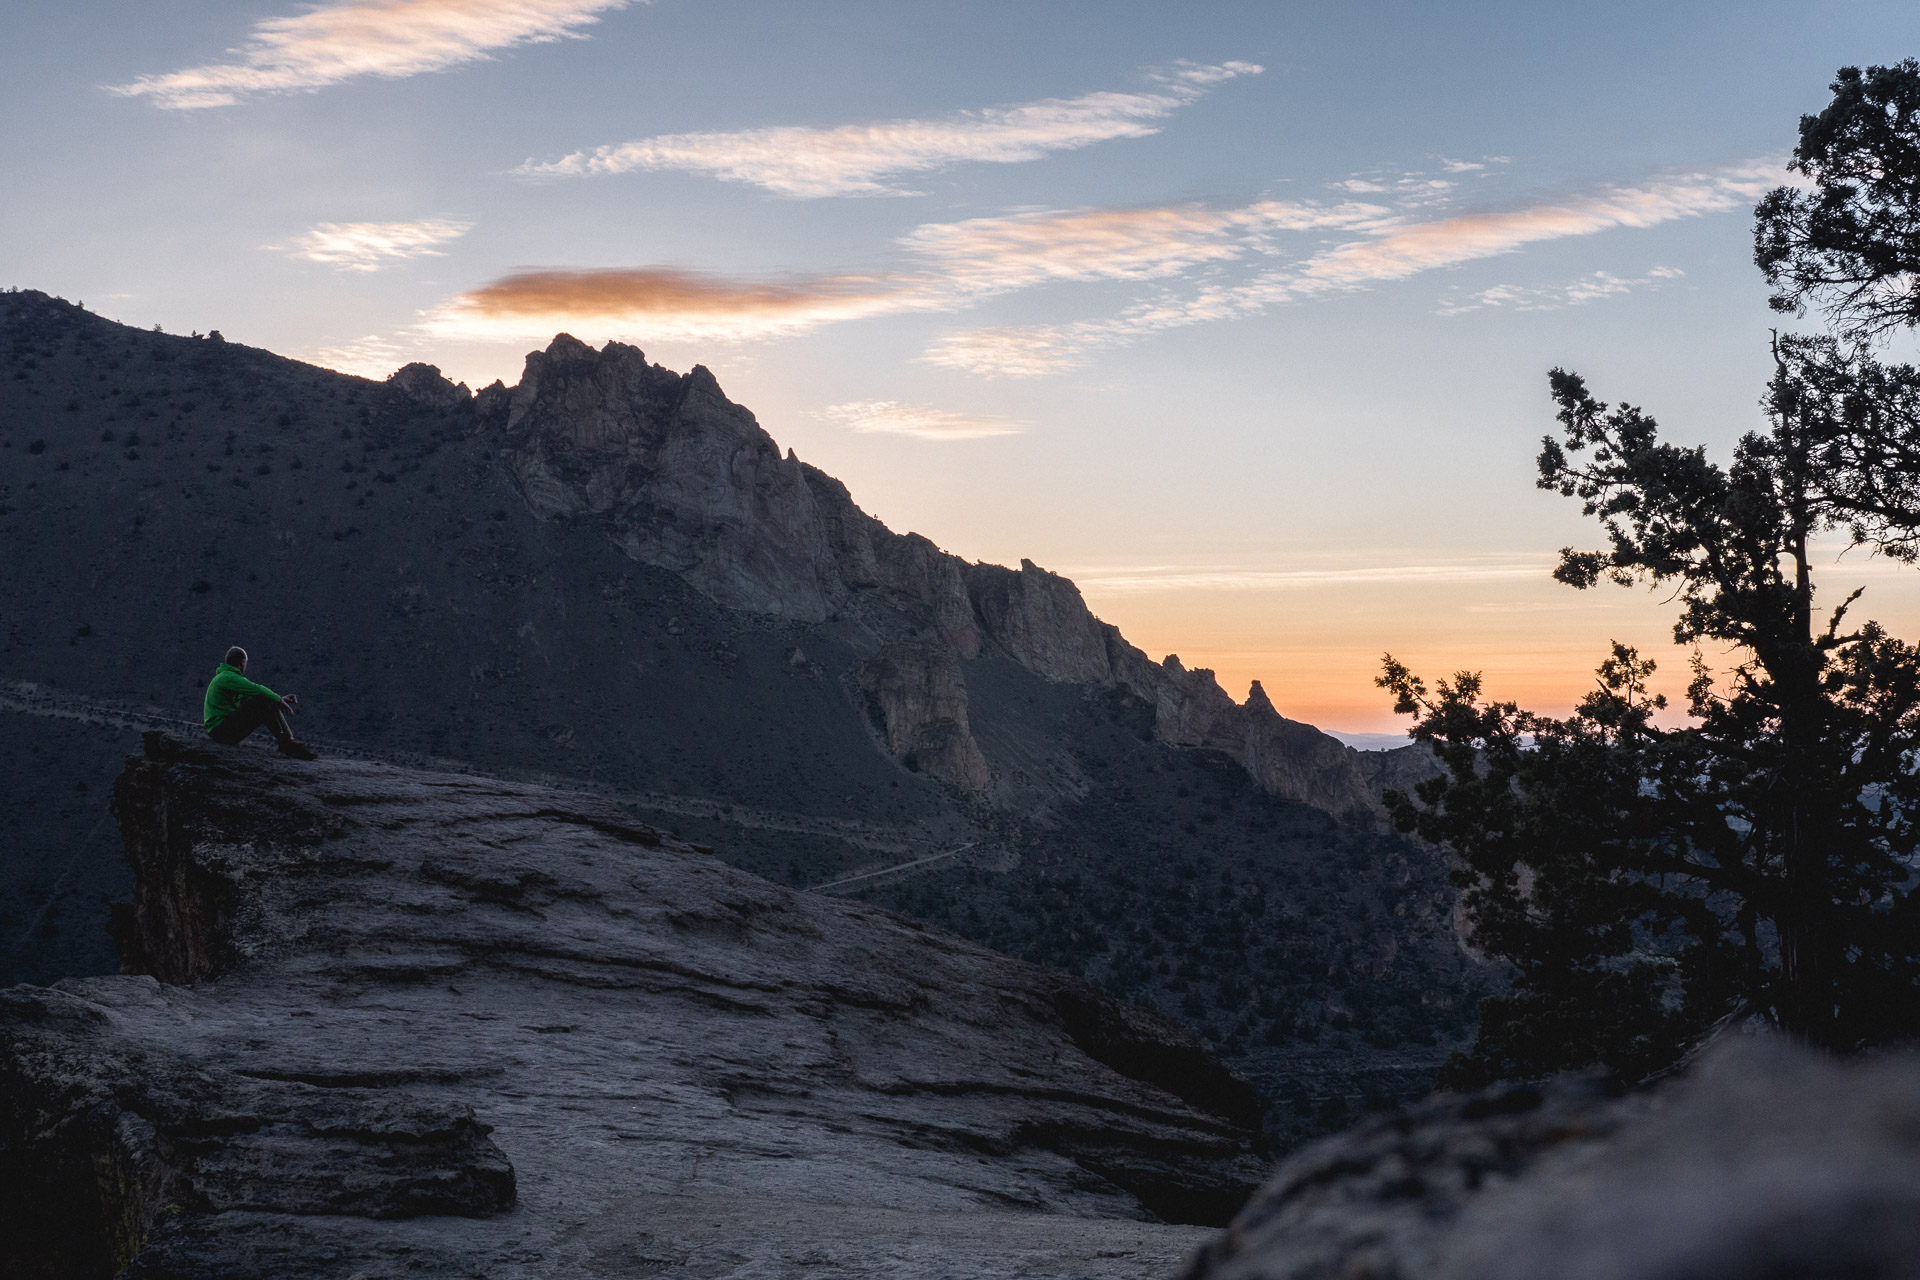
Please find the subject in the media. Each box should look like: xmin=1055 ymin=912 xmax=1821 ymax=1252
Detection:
xmin=899 ymin=199 xmax=1389 ymax=292
xmin=1072 ymin=561 xmax=1553 ymax=594
xmin=279 ymin=219 xmax=472 ymax=271
xmin=421 ymin=266 xmax=933 ymax=342
xmin=817 ymin=401 xmax=1023 ymax=441
xmin=927 ymin=160 xmax=1786 ymax=376
xmin=521 ymin=61 xmax=1262 ymax=196
xmin=1437 ymin=265 xmax=1686 ymax=315
xmin=306 ymin=333 xmax=413 ymax=378
xmin=1287 ymin=162 xmax=1779 ymax=293
xmin=113 ymin=0 xmax=633 ymax=109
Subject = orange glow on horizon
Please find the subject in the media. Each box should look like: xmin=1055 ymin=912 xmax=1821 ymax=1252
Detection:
xmin=1079 ymin=554 xmax=1920 ymax=735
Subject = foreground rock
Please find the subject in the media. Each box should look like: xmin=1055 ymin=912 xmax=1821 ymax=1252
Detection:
xmin=1183 ymin=1037 xmax=1920 ymax=1280
xmin=1 ymin=733 xmax=1267 ymax=1279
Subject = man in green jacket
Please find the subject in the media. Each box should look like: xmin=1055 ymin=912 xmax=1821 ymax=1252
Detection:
xmin=203 ymin=646 xmax=316 ymax=759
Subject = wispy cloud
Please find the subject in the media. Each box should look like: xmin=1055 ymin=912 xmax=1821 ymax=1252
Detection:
xmin=520 ymin=60 xmax=1263 ymax=196
xmin=1437 ymin=155 xmax=1509 ymax=174
xmin=1285 ymin=164 xmax=1775 ymax=292
xmin=927 ymin=160 xmax=1784 ymax=375
xmin=817 ymin=400 xmax=1023 ymax=441
xmin=112 ymin=0 xmax=633 ymax=109
xmin=305 ymin=333 xmax=412 ymax=377
xmin=277 ymin=218 xmax=471 ymax=271
xmin=1437 ymin=265 xmax=1685 ymax=315
xmin=1069 ymin=560 xmax=1552 ymax=594
xmin=420 ymin=266 xmax=931 ymax=342
xmin=898 ymin=199 xmax=1389 ymax=292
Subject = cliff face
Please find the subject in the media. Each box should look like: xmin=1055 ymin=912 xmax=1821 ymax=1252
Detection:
xmin=857 ymin=642 xmax=992 ymax=790
xmin=0 ymin=733 xmax=1267 ymax=1279
xmin=479 ymin=334 xmax=1421 ymax=819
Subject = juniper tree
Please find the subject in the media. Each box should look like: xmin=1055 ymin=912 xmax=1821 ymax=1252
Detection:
xmin=1383 ymin=64 xmax=1920 ymax=1086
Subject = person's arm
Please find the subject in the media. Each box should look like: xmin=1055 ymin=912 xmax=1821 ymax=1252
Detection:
xmin=225 ymin=671 xmax=284 ymax=704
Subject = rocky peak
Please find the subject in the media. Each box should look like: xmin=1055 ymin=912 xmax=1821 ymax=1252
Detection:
xmin=385 ymin=361 xmax=471 ymax=408
xmin=493 ymin=334 xmax=841 ymax=618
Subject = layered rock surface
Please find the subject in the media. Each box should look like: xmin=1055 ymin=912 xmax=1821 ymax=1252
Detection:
xmin=0 ymin=733 xmax=1268 ymax=1278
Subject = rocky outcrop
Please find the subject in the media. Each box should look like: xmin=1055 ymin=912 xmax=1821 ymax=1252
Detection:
xmin=0 ymin=733 xmax=1267 ymax=1278
xmin=965 ymin=560 xmax=1119 ymax=686
xmin=857 ymin=643 xmax=991 ymax=790
xmin=485 ymin=336 xmax=846 ymax=619
xmin=386 ymin=361 xmax=474 ymax=409
xmin=0 ymin=981 xmax=515 ymax=1279
xmin=481 ymin=334 xmax=1424 ymax=817
xmin=1183 ymin=1037 xmax=1920 ymax=1280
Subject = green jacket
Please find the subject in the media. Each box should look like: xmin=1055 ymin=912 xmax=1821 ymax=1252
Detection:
xmin=203 ymin=663 xmax=283 ymax=730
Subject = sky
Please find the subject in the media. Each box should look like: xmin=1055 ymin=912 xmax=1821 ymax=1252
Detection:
xmin=9 ymin=0 xmax=1920 ymax=737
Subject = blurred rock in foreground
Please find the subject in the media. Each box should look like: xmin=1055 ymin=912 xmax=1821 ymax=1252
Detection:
xmin=1183 ymin=1036 xmax=1920 ymax=1280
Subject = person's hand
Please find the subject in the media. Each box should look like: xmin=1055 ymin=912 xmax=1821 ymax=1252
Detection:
xmin=282 ymin=693 xmax=299 ymax=712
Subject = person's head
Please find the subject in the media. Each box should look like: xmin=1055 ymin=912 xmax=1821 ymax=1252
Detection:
xmin=225 ymin=646 xmax=247 ymax=671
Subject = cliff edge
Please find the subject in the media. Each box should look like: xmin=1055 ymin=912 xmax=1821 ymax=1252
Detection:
xmin=0 ymin=733 xmax=1267 ymax=1279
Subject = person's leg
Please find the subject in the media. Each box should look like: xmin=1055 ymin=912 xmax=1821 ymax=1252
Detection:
xmin=208 ymin=694 xmax=291 ymax=747
xmin=257 ymin=696 xmax=294 ymax=746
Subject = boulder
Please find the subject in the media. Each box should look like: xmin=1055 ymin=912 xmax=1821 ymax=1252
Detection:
xmin=1183 ymin=1037 xmax=1920 ymax=1280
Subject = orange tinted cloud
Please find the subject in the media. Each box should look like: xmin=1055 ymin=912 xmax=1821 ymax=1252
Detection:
xmin=427 ymin=196 xmax=1381 ymax=347
xmin=423 ymin=266 xmax=931 ymax=342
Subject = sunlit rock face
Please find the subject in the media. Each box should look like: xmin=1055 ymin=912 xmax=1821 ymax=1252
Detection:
xmin=489 ymin=336 xmax=844 ymax=620
xmin=858 ymin=642 xmax=993 ymax=790
xmin=0 ymin=733 xmax=1267 ymax=1279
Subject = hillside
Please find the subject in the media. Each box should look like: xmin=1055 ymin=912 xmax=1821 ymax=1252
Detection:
xmin=0 ymin=289 xmax=1489 ymax=1144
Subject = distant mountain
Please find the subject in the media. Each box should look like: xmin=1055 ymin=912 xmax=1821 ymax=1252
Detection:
xmin=0 ymin=289 xmax=1489 ymax=1148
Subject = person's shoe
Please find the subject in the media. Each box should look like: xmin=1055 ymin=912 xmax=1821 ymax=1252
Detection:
xmin=278 ymin=739 xmax=318 ymax=760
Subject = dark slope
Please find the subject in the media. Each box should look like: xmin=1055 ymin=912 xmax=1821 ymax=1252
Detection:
xmin=0 ymin=289 xmax=1490 ymax=1145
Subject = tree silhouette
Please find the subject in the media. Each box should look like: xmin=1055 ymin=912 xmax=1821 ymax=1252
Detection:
xmin=1757 ymin=59 xmax=1920 ymax=342
xmin=1386 ymin=65 xmax=1920 ymax=1086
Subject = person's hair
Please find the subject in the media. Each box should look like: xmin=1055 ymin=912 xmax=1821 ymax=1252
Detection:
xmin=224 ymin=646 xmax=247 ymax=667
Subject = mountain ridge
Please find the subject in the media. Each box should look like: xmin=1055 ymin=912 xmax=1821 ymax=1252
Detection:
xmin=446 ymin=328 xmax=1416 ymax=818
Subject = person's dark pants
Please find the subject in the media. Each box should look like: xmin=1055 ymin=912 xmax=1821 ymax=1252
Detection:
xmin=208 ymin=694 xmax=292 ymax=747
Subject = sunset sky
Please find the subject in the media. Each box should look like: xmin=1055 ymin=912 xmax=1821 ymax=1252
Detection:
xmin=10 ymin=1 xmax=1920 ymax=737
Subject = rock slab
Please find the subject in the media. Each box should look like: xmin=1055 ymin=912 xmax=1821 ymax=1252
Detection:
xmin=0 ymin=733 xmax=1266 ymax=1278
